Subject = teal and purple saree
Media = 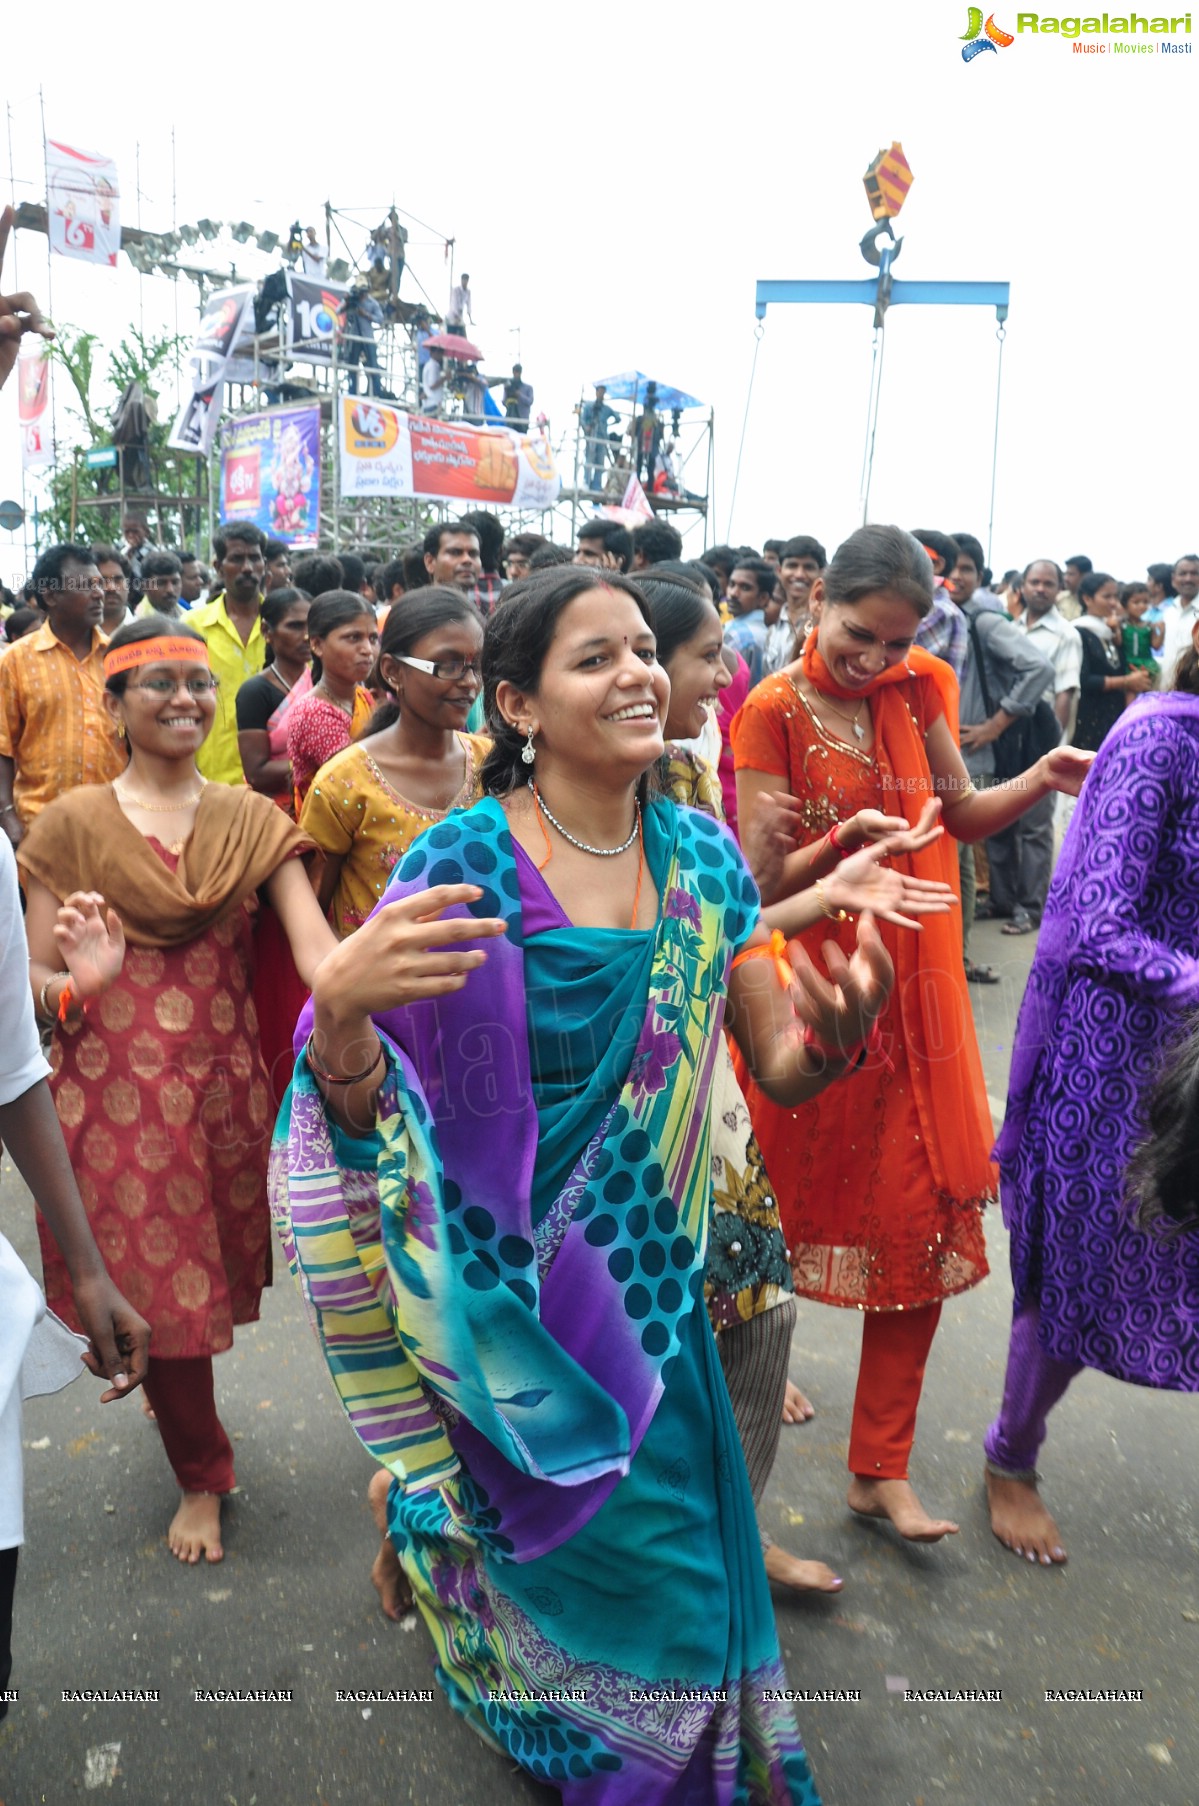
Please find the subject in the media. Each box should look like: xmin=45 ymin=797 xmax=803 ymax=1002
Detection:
xmin=270 ymin=796 xmax=821 ymax=1804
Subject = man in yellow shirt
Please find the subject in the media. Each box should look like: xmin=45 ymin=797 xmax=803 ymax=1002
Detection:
xmin=0 ymin=543 xmax=124 ymax=846
xmin=187 ymin=524 xmax=267 ymax=784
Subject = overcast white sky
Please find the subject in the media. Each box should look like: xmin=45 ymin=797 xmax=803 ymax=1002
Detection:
xmin=3 ymin=0 xmax=1197 ymax=588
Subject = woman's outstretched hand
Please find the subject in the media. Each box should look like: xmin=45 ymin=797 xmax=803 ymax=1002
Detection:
xmin=824 ymin=840 xmax=957 ymax=932
xmin=54 ymin=891 xmax=126 ymax=999
xmin=789 ymin=911 xmax=893 ymax=1058
xmin=312 ymin=884 xmax=507 ymax=1022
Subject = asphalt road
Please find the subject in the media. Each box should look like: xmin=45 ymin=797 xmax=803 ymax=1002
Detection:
xmin=1 ymin=915 xmax=1196 ymax=1806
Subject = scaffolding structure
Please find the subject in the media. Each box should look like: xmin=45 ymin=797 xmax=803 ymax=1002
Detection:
xmin=13 ymin=193 xmax=710 ymax=564
xmin=554 ymin=385 xmax=714 ymax=553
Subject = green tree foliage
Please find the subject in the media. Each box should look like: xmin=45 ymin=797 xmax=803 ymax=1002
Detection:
xmin=39 ymin=325 xmax=208 ymax=550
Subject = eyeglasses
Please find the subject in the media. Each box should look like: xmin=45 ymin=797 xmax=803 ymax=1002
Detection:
xmin=395 ymin=655 xmax=481 ymax=682
xmin=127 ymin=674 xmax=220 ymax=697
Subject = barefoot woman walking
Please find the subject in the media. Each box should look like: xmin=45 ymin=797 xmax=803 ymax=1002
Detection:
xmin=733 ymin=527 xmax=1090 ymax=1544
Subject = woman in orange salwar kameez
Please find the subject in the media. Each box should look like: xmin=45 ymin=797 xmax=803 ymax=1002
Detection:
xmin=731 ymin=526 xmax=1091 ymax=1543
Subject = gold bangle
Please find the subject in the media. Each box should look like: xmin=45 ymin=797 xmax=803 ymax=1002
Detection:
xmin=38 ymin=970 xmax=71 ymax=1023
xmin=815 ymin=881 xmax=850 ymax=923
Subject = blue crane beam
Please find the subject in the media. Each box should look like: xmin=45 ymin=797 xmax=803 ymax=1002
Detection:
xmin=754 ymin=278 xmax=1010 ymax=320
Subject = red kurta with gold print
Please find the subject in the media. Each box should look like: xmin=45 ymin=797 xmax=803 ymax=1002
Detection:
xmin=38 ymin=845 xmax=273 ymax=1358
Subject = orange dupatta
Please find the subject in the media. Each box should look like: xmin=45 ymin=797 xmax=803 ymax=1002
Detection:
xmin=800 ymin=639 xmax=995 ymax=1205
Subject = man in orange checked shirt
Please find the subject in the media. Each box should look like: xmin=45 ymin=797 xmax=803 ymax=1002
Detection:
xmin=0 ymin=543 xmax=124 ymax=848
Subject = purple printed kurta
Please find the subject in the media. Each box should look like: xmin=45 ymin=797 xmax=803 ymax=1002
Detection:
xmin=994 ymin=696 xmax=1199 ymax=1389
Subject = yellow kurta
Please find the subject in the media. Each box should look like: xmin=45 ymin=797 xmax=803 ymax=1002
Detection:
xmin=301 ymin=733 xmax=490 ymax=938
xmin=188 ymin=596 xmax=265 ymax=785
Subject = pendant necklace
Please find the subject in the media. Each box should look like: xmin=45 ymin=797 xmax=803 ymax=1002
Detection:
xmin=819 ymin=694 xmax=867 ymax=741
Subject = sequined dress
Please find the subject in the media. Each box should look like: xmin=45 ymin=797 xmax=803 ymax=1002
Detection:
xmin=38 ymin=845 xmax=275 ymax=1357
xmin=731 ymin=673 xmax=991 ymax=1312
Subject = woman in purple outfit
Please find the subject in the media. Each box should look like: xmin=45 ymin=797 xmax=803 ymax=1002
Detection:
xmin=984 ymin=622 xmax=1199 ymax=1565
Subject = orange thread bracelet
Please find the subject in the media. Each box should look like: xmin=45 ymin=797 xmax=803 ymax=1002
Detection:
xmin=56 ymin=978 xmax=90 ymax=1024
xmin=731 ymin=929 xmax=793 ymax=990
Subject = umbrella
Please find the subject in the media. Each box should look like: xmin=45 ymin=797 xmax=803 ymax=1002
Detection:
xmin=592 ymin=371 xmax=704 ymax=411
xmin=424 ymin=332 xmax=485 ymax=361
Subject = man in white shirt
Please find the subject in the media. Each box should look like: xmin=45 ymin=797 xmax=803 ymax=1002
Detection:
xmin=446 ymin=273 xmax=472 ymax=335
xmin=1159 ymin=554 xmax=1199 ymax=689
xmin=299 ymin=227 xmax=328 ymax=280
xmin=421 ymin=347 xmax=445 ymax=415
xmin=1018 ymin=559 xmax=1081 ymax=733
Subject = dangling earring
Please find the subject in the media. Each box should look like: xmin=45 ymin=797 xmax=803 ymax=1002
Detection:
xmin=521 ymin=724 xmax=536 ymax=766
xmin=117 ymin=720 xmax=127 ymax=741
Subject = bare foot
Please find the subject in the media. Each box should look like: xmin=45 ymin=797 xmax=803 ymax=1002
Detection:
xmin=141 ymin=1394 xmax=156 ymax=1420
xmin=368 ymin=1467 xmax=412 ymax=1620
xmin=764 ymin=1544 xmax=843 ymax=1593
xmin=985 ymin=1470 xmax=1067 ymax=1566
xmin=847 ymin=1476 xmax=958 ymax=1542
xmin=167 ymin=1491 xmax=223 ymax=1564
xmin=781 ymin=1382 xmax=815 ymax=1425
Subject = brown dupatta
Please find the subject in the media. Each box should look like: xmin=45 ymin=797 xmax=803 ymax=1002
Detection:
xmin=17 ymin=782 xmax=314 ymax=948
xmin=799 ymin=639 xmax=996 ymax=1204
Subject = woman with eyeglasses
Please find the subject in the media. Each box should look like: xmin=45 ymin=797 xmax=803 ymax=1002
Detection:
xmin=16 ymin=614 xmax=335 ymax=1567
xmin=300 ymin=588 xmax=489 ymax=939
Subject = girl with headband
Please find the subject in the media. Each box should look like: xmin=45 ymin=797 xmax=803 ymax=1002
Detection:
xmin=16 ymin=614 xmax=336 ymax=1567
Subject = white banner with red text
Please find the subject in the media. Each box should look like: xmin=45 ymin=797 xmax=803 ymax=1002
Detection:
xmin=338 ymin=400 xmax=560 ymax=508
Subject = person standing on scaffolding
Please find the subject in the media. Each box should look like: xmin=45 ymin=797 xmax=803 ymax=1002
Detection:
xmin=343 ymin=288 xmax=392 ymax=400
xmin=631 ymin=381 xmax=661 ymax=482
xmin=446 ymin=271 xmax=472 ymax=335
xmin=501 ymin=364 xmax=533 ymax=426
xmin=580 ymin=382 xmax=618 ymax=492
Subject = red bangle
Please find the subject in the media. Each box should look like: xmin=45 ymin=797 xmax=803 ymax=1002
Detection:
xmin=827 ymin=822 xmax=854 ymax=859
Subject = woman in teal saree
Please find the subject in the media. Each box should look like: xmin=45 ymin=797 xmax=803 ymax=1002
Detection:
xmin=272 ymin=568 xmax=896 ymax=1803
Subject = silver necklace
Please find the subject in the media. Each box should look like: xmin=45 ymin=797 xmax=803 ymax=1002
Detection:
xmin=528 ymin=781 xmax=640 ymax=857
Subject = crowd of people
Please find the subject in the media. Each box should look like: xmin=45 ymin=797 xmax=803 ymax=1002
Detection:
xmin=2 ymin=233 xmax=1198 ymax=1802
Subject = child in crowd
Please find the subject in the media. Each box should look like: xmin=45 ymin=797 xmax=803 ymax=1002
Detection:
xmin=1120 ymin=582 xmax=1163 ymax=702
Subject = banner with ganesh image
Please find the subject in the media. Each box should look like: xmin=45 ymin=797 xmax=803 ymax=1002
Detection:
xmin=220 ymin=406 xmax=321 ymax=549
xmin=338 ymin=400 xmax=560 ymax=508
